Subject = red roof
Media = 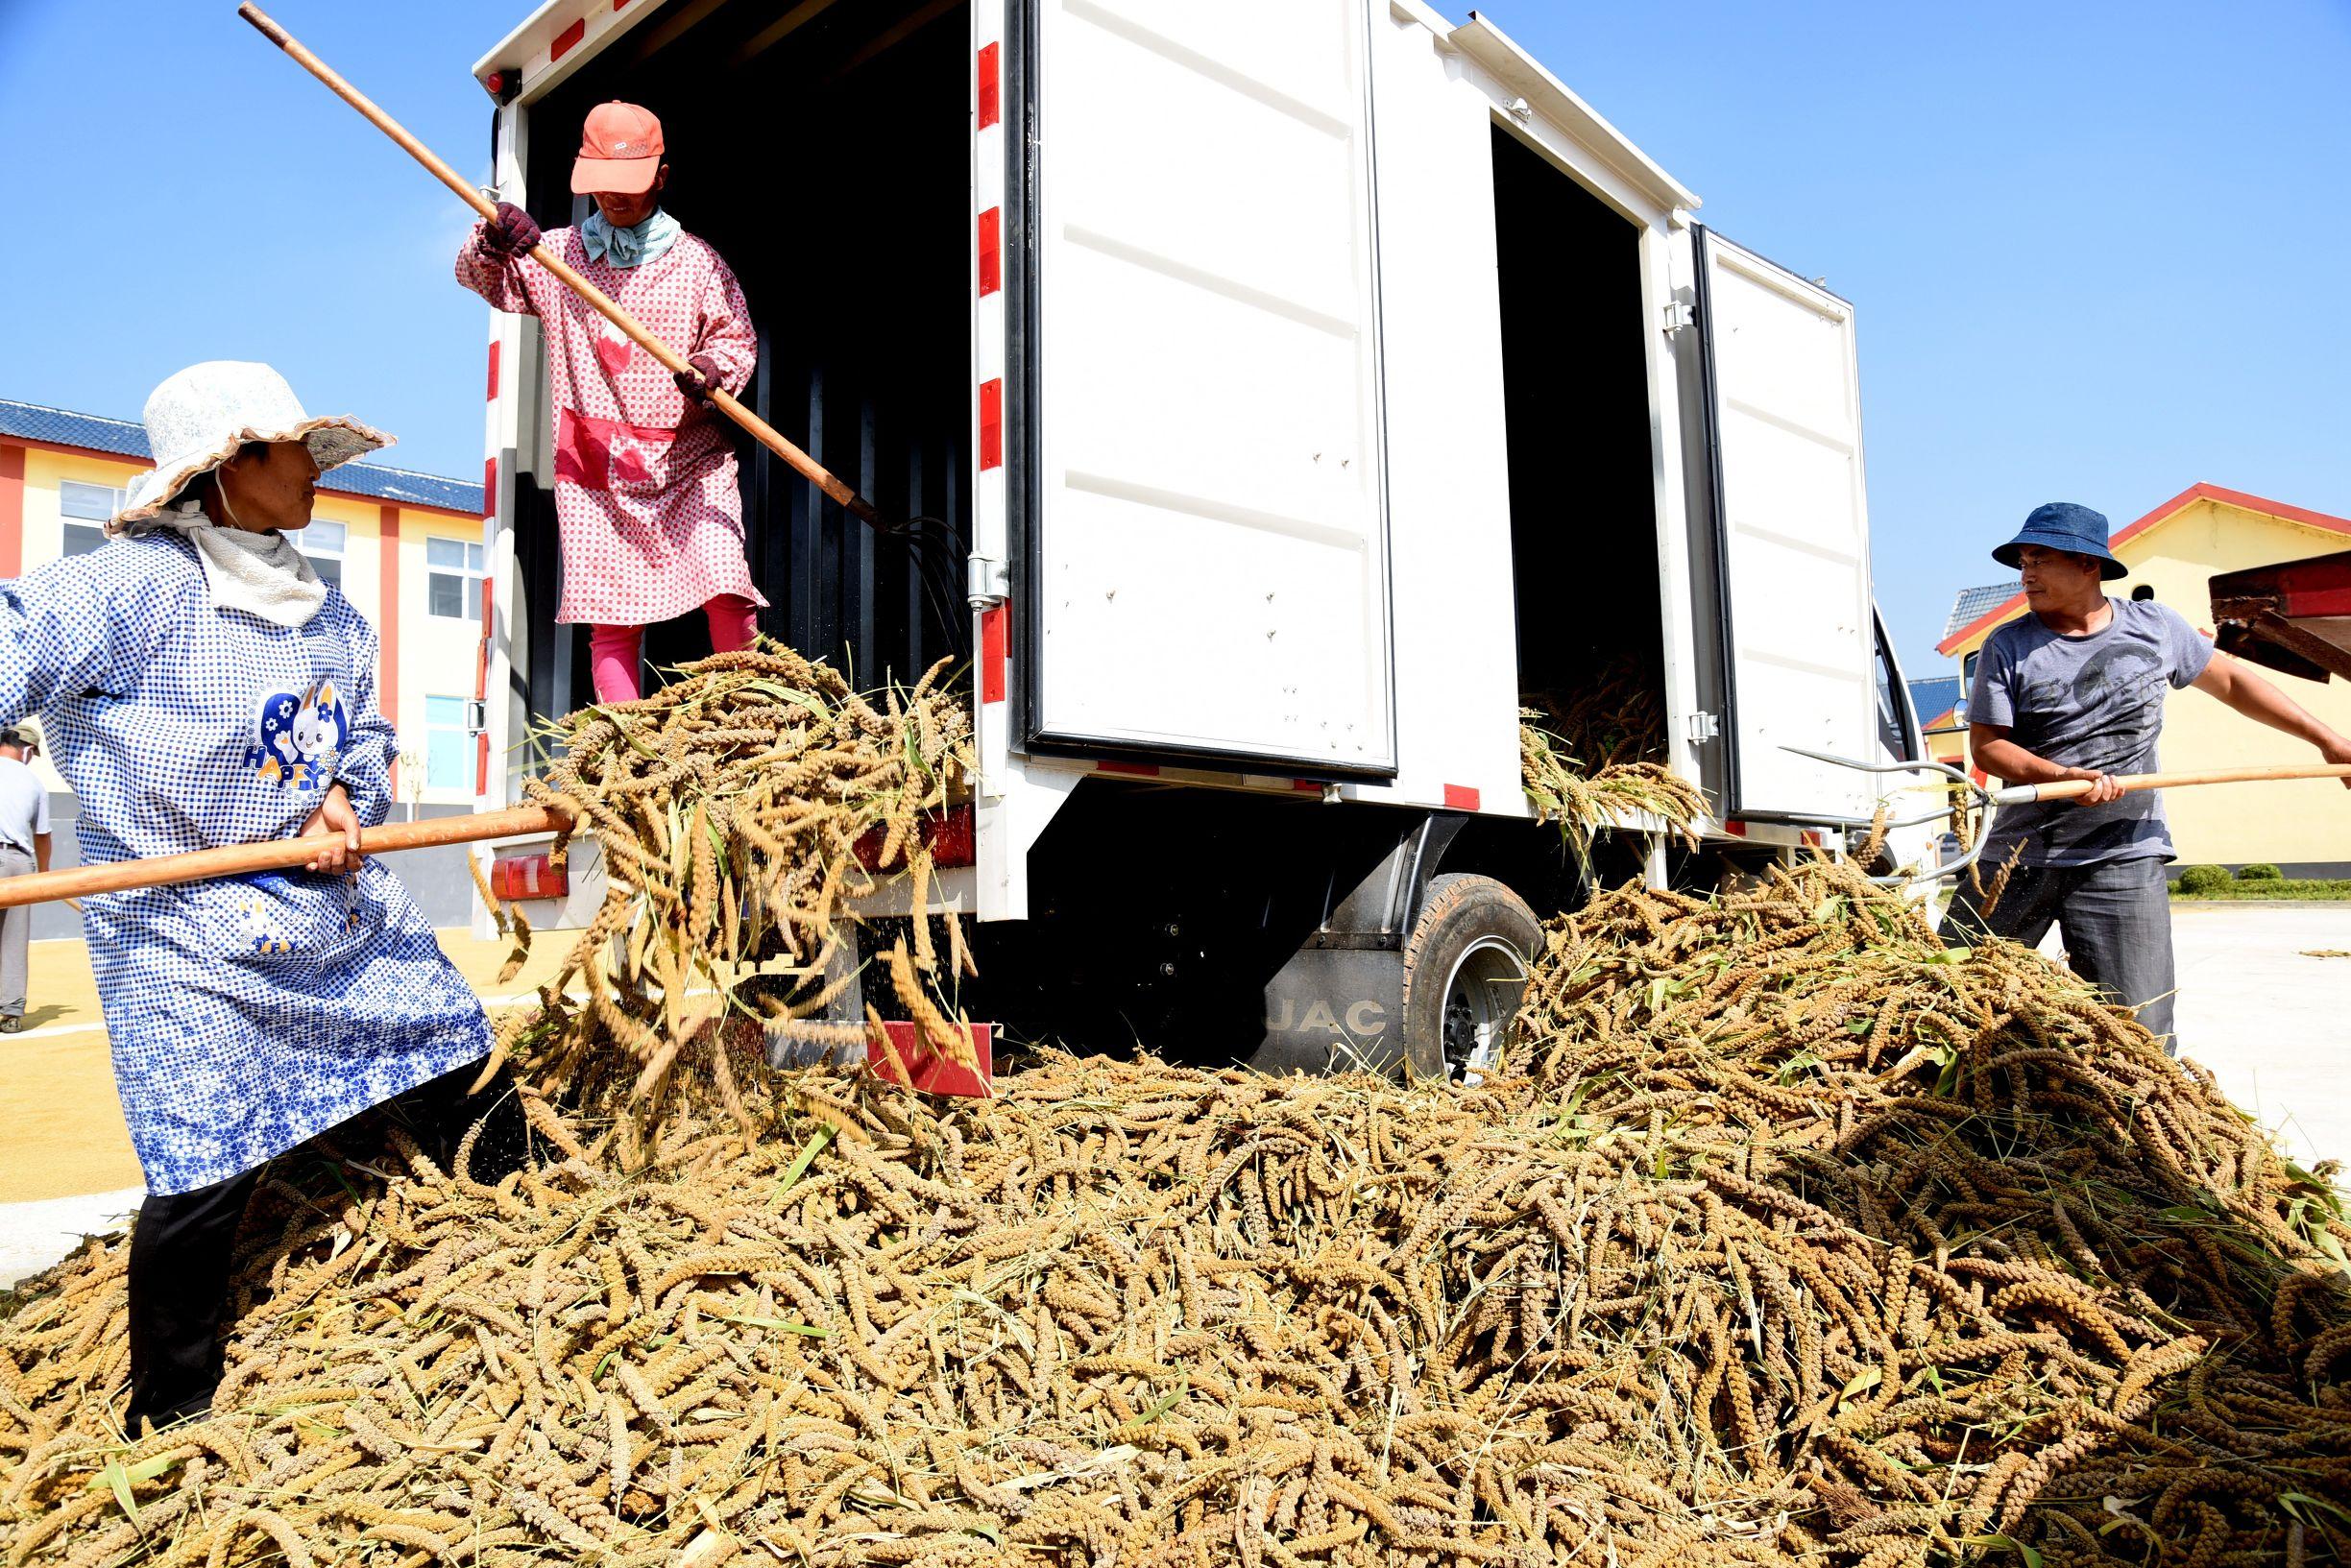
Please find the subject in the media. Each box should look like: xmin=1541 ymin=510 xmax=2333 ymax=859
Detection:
xmin=1934 ymin=483 xmax=2351 ymax=656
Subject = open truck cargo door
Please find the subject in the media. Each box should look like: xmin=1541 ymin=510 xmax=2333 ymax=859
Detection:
xmin=1009 ymin=0 xmax=1396 ymax=776
xmin=1691 ymin=227 xmax=1877 ymax=824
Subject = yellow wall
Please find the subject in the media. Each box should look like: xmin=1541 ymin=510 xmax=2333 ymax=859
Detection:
xmin=8 ymin=445 xmax=486 ymax=808
xmin=1946 ymin=496 xmax=2351 ymax=871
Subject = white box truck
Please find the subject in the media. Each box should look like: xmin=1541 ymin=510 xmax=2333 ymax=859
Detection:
xmin=464 ymin=0 xmax=1934 ymax=1078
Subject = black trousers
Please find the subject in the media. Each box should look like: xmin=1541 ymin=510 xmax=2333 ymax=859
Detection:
xmin=125 ymin=1055 xmax=528 ymax=1432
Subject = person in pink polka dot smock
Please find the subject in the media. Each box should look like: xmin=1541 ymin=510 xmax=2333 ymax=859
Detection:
xmin=456 ymin=101 xmax=765 ymax=704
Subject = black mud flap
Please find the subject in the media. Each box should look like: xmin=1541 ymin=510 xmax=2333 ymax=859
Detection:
xmin=1247 ymin=814 xmax=1465 ymax=1077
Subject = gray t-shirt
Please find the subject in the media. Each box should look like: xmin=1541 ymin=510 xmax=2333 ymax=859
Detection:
xmin=1971 ymin=598 xmax=2212 ymax=868
xmin=0 ymin=757 xmax=51 ymax=858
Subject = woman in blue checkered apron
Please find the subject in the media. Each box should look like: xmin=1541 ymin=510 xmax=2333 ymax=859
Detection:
xmin=0 ymin=364 xmax=506 ymax=1432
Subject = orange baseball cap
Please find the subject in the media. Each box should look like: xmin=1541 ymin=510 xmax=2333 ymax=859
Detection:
xmin=572 ymin=102 xmax=665 ymax=195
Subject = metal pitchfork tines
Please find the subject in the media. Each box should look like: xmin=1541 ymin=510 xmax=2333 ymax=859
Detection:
xmin=1781 ymin=747 xmax=1997 ymax=889
xmin=1787 ymin=745 xmax=2351 ymax=889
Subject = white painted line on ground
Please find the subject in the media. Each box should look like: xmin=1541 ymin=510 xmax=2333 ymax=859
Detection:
xmin=5 ymin=1022 xmax=105 ymax=1043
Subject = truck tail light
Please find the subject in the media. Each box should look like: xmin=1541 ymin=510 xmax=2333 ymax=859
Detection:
xmin=852 ymin=804 xmax=976 ymax=871
xmin=491 ymin=852 xmax=569 ymax=902
xmin=869 ymin=1021 xmax=991 ymax=1098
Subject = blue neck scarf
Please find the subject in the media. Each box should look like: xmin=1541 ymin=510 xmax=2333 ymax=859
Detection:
xmin=581 ymin=207 xmax=682 ymax=269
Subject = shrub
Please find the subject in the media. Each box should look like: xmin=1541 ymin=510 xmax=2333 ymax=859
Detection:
xmin=2237 ymin=862 xmax=2284 ymax=881
xmin=2175 ymin=865 xmax=2232 ymax=895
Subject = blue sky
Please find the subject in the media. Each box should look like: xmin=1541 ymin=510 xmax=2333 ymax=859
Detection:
xmin=1 ymin=0 xmax=2344 ymax=673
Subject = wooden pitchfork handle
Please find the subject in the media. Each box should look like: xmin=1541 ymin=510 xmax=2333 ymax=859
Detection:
xmin=0 ymin=804 xmax=571 ymax=910
xmin=236 ymin=3 xmax=892 ymax=535
xmin=2000 ymin=761 xmax=2351 ymax=805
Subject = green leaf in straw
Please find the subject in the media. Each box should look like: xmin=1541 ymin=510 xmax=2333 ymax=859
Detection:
xmin=715 ymin=1314 xmax=831 ymax=1337
xmin=770 ymin=1122 xmax=836 ymax=1207
xmin=102 ymin=1458 xmax=139 ymax=1528
xmin=2282 ymin=1492 xmax=2351 ymax=1529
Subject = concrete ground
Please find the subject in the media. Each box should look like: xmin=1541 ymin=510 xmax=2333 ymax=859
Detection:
xmin=2166 ymin=902 xmax=2351 ymax=1171
xmin=1 ymin=904 xmax=2344 ymax=1287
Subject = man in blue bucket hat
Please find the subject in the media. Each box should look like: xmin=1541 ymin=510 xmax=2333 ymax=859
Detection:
xmin=1943 ymin=501 xmax=2351 ymax=1051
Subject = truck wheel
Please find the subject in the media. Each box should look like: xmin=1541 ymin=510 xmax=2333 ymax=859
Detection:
xmin=1399 ymin=873 xmax=1541 ymax=1084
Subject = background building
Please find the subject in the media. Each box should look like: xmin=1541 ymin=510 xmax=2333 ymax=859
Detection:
xmin=1937 ymin=483 xmax=2351 ymax=876
xmin=0 ymin=397 xmax=489 ymax=931
xmin=1904 ymin=675 xmax=1966 ymax=775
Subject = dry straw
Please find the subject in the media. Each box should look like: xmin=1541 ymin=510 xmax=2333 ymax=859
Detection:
xmin=489 ymin=644 xmax=979 ymax=1162
xmin=1521 ymin=658 xmax=1708 ymax=862
xmin=3 ymin=858 xmax=2344 ymax=1565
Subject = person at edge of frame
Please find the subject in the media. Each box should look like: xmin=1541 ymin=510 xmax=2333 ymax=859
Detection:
xmin=1940 ymin=500 xmax=2351 ymax=1053
xmin=0 ymin=721 xmax=53 ymax=1033
xmin=0 ymin=361 xmax=528 ymax=1435
xmin=455 ymin=99 xmax=766 ymax=705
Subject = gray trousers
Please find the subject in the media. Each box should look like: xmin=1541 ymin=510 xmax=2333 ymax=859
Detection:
xmin=0 ymin=846 xmax=32 ymax=1019
xmin=1940 ymin=856 xmax=2177 ymax=1052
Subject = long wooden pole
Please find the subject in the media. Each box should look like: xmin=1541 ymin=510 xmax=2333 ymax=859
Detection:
xmin=2002 ymin=761 xmax=2351 ymax=805
xmin=235 ymin=2 xmax=890 ymax=534
xmin=0 ymin=805 xmax=570 ymax=910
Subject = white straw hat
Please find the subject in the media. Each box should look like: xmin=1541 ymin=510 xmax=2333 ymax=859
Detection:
xmin=112 ymin=361 xmax=391 ymax=533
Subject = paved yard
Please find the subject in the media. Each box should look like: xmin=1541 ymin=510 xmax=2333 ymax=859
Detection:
xmin=2166 ymin=902 xmax=2351 ymax=1171
xmin=2 ymin=904 xmax=2345 ymax=1286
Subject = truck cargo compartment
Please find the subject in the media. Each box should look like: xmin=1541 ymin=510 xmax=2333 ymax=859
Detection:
xmin=1491 ymin=126 xmax=1667 ymax=752
xmin=510 ymin=0 xmax=973 ymax=719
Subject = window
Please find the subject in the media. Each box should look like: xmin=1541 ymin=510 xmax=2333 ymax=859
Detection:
xmin=58 ymin=480 xmax=123 ymax=557
xmin=302 ymin=519 xmax=347 ymax=586
xmin=428 ymin=537 xmax=487 ymax=620
xmin=424 ymin=696 xmax=473 ymax=792
xmin=1872 ymin=614 xmax=1920 ymax=763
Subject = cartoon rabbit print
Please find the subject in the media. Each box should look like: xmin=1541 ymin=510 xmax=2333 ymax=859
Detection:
xmin=291 ymin=682 xmax=344 ymax=764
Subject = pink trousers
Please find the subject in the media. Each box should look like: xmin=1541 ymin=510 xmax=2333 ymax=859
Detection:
xmin=587 ymin=594 xmax=759 ymax=705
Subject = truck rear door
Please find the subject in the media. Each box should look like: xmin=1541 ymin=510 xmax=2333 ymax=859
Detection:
xmin=1691 ymin=227 xmax=1877 ymax=823
xmin=1007 ymin=0 xmax=1395 ymax=775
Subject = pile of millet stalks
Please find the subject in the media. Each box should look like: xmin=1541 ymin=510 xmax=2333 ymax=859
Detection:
xmin=3 ymin=857 xmax=2345 ymax=1566
xmin=1521 ymin=658 xmax=1709 ymax=859
xmin=480 ymin=643 xmax=981 ymax=1166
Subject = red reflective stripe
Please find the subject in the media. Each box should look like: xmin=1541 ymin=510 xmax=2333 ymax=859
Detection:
xmin=486 ymin=340 xmax=500 ymax=401
xmin=476 ymin=733 xmax=490 ymax=798
xmin=1292 ymin=779 xmax=1324 ymax=792
xmin=550 ymin=16 xmax=585 ymax=60
xmin=1722 ymin=819 xmax=1749 ymax=837
xmin=980 ymin=602 xmax=1008 ymax=704
xmin=482 ymin=455 xmax=497 ymax=519
xmin=979 ymin=378 xmax=1003 ymax=470
xmin=1098 ymin=760 xmax=1159 ymax=777
xmin=977 ymin=206 xmax=1001 ymax=297
xmin=869 ymin=1020 xmax=992 ymax=1098
xmin=977 ymin=42 xmax=1000 ymax=129
xmin=1442 ymin=784 xmax=1479 ymax=811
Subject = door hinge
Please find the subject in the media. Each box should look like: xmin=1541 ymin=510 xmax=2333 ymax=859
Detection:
xmin=1684 ymin=711 xmax=1721 ymax=742
xmin=1662 ymin=300 xmax=1695 ymax=337
xmin=965 ymin=553 xmax=1009 ymax=610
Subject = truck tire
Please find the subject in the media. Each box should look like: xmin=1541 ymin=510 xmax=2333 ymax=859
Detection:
xmin=1398 ymin=873 xmax=1543 ymax=1084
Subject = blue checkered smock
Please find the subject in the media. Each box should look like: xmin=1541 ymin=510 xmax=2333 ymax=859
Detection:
xmin=0 ymin=534 xmax=491 ymax=1194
